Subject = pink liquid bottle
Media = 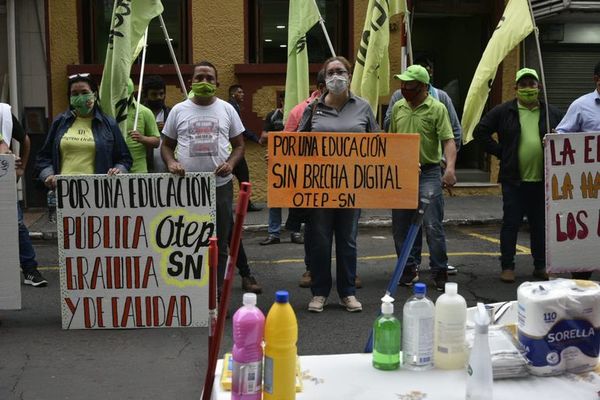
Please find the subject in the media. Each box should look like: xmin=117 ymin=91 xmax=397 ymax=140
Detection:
xmin=232 ymin=293 xmax=265 ymax=400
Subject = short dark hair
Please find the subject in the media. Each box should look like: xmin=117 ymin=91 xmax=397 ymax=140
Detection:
xmin=594 ymin=61 xmax=600 ymax=76
xmin=192 ymin=60 xmax=219 ymax=81
xmin=142 ymin=75 xmax=166 ymax=97
xmin=414 ymin=55 xmax=434 ymax=70
xmin=67 ymin=74 xmax=98 ymax=99
xmin=316 ymin=69 xmax=326 ymax=86
xmin=229 ymin=84 xmax=242 ymax=97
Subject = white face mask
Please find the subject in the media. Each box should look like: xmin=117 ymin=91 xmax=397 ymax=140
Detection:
xmin=326 ymin=75 xmax=348 ymax=95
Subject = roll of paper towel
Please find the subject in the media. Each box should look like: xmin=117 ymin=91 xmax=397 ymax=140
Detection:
xmin=517 ymin=279 xmax=600 ymax=376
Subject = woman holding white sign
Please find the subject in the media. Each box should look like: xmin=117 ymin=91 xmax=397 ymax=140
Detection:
xmin=297 ymin=56 xmax=379 ymax=313
xmin=35 ymin=74 xmax=132 ymax=189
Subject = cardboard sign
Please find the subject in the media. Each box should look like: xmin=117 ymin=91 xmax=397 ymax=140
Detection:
xmin=267 ymin=132 xmax=420 ymax=209
xmin=0 ymin=154 xmax=21 ymax=309
xmin=57 ymin=173 xmax=215 ymax=329
xmin=545 ymin=133 xmax=600 ymax=273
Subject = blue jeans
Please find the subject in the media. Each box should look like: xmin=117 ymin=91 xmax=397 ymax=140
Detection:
xmin=392 ymin=166 xmax=448 ymax=273
xmin=18 ymin=202 xmax=38 ymax=273
xmin=500 ymin=181 xmax=545 ymax=270
xmin=268 ymin=207 xmax=282 ymax=237
xmin=308 ymin=208 xmax=360 ymax=298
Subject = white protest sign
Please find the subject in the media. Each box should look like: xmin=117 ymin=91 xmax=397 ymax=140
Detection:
xmin=545 ymin=132 xmax=600 ymax=273
xmin=57 ymin=173 xmax=215 ymax=329
xmin=0 ymin=154 xmax=21 ymax=309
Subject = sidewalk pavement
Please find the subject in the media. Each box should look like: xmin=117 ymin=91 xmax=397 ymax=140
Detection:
xmin=24 ymin=195 xmax=503 ymax=240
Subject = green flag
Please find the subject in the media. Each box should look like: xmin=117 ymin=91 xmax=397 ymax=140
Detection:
xmin=99 ymin=0 xmax=164 ymax=136
xmin=283 ymin=0 xmax=321 ymax=121
xmin=350 ymin=0 xmax=405 ymax=116
xmin=461 ymin=0 xmax=533 ymax=144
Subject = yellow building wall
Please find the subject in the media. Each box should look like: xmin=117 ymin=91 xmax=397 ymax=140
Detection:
xmin=47 ymin=0 xmax=512 ymax=200
xmin=48 ymin=2 xmax=79 ymax=116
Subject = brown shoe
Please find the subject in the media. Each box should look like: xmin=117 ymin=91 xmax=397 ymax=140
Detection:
xmin=355 ymin=275 xmax=363 ymax=289
xmin=532 ymin=269 xmax=549 ymax=281
xmin=299 ymin=271 xmax=312 ymax=288
xmin=500 ymin=269 xmax=516 ymax=283
xmin=241 ymin=276 xmax=262 ymax=294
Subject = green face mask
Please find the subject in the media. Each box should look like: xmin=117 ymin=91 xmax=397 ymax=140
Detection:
xmin=191 ymin=82 xmax=217 ymax=98
xmin=517 ymin=88 xmax=539 ymax=104
xmin=70 ymin=93 xmax=95 ymax=115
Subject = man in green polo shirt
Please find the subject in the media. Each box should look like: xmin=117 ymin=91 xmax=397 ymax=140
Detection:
xmin=474 ymin=68 xmax=563 ymax=283
xmin=388 ymin=64 xmax=457 ymax=292
xmin=125 ymin=79 xmax=160 ymax=173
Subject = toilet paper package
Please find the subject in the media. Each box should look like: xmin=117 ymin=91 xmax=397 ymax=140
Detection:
xmin=517 ymin=279 xmax=600 ymax=376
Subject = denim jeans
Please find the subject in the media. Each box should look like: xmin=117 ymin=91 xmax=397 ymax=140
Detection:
xmin=392 ymin=166 xmax=448 ymax=273
xmin=216 ymin=181 xmax=233 ymax=288
xmin=308 ymin=208 xmax=360 ymax=298
xmin=268 ymin=207 xmax=282 ymax=237
xmin=17 ymin=202 xmax=38 ymax=273
xmin=500 ymin=181 xmax=545 ymax=270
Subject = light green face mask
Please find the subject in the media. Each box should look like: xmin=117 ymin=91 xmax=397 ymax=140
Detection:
xmin=191 ymin=82 xmax=217 ymax=98
xmin=517 ymin=88 xmax=539 ymax=104
xmin=70 ymin=93 xmax=95 ymax=115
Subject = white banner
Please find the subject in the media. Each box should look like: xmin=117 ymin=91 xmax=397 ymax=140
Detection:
xmin=545 ymin=133 xmax=600 ymax=273
xmin=0 ymin=154 xmax=21 ymax=309
xmin=57 ymin=173 xmax=215 ymax=329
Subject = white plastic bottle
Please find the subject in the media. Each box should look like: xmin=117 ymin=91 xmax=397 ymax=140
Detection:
xmin=466 ymin=303 xmax=493 ymax=400
xmin=434 ymin=282 xmax=467 ymax=370
xmin=402 ymin=283 xmax=435 ymax=370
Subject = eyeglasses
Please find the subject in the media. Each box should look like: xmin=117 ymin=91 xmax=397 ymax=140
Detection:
xmin=326 ymin=69 xmax=348 ymax=77
xmin=68 ymin=73 xmax=91 ymax=80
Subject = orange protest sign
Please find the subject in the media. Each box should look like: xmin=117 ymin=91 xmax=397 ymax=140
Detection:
xmin=267 ymin=132 xmax=420 ymax=209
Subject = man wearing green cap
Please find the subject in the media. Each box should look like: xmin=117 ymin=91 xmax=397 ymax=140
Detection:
xmin=125 ymin=78 xmax=160 ymax=173
xmin=388 ymin=64 xmax=457 ymax=292
xmin=473 ymin=67 xmax=563 ymax=283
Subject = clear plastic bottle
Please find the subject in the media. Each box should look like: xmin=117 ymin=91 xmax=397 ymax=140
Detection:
xmin=402 ymin=283 xmax=435 ymax=370
xmin=434 ymin=282 xmax=467 ymax=370
xmin=47 ymin=189 xmax=56 ymax=223
xmin=263 ymin=290 xmax=298 ymax=400
xmin=466 ymin=303 xmax=493 ymax=400
xmin=232 ymin=293 xmax=265 ymax=400
xmin=372 ymin=294 xmax=401 ymax=370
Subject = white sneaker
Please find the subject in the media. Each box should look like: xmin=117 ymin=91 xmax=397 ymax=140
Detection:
xmin=339 ymin=296 xmax=362 ymax=312
xmin=308 ymin=296 xmax=327 ymax=313
xmin=447 ymin=265 xmax=458 ymax=275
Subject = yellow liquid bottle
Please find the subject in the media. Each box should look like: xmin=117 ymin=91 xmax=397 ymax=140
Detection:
xmin=263 ymin=290 xmax=298 ymax=400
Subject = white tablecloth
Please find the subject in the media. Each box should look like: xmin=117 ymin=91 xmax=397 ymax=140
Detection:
xmin=212 ymin=352 xmax=600 ymax=400
xmin=211 ymin=301 xmax=600 ymax=399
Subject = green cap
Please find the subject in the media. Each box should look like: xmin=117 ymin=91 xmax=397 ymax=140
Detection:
xmin=515 ymin=68 xmax=539 ymax=83
xmin=394 ymin=65 xmax=430 ymax=84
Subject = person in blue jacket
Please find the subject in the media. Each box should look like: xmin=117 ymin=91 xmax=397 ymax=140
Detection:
xmin=36 ymin=73 xmax=132 ymax=189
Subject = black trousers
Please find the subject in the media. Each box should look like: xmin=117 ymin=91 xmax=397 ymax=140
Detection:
xmin=500 ymin=181 xmax=545 ymax=270
xmin=232 ymin=156 xmax=250 ymax=186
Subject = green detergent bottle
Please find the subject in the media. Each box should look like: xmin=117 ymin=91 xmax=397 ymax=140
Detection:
xmin=372 ymin=294 xmax=401 ymax=370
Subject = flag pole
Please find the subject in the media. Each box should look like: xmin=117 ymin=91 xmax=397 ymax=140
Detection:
xmin=404 ymin=0 xmax=413 ymax=65
xmin=158 ymin=14 xmax=188 ymax=100
xmin=313 ymin=0 xmax=336 ymax=57
xmin=133 ymin=27 xmax=149 ymax=132
xmin=526 ymin=0 xmax=551 ymax=132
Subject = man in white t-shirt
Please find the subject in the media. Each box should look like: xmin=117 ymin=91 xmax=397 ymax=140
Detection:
xmin=161 ymin=61 xmax=261 ymax=292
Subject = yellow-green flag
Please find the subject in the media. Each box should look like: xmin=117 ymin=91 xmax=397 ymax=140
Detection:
xmin=461 ymin=0 xmax=533 ymax=144
xmin=99 ymin=0 xmax=164 ymax=136
xmin=283 ymin=0 xmax=320 ymax=121
xmin=351 ymin=0 xmax=405 ymax=116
